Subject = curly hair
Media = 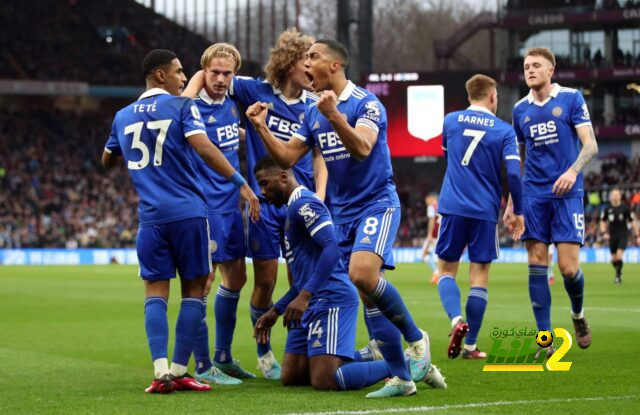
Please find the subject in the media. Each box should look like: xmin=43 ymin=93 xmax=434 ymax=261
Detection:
xmin=200 ymin=43 xmax=242 ymax=72
xmin=264 ymin=28 xmax=314 ymax=90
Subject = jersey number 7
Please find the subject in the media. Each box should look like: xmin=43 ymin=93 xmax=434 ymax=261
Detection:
xmin=124 ymin=120 xmax=172 ymax=170
xmin=461 ymin=129 xmax=486 ymax=166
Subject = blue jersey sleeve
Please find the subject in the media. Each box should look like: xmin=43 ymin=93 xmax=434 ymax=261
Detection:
xmin=512 ymin=110 xmax=525 ymax=145
xmin=355 ymin=96 xmax=385 ymax=134
xmin=571 ymin=91 xmax=592 ymax=129
xmin=503 ymin=127 xmax=523 ymax=215
xmin=291 ymin=108 xmax=314 ymax=148
xmin=180 ymin=98 xmax=207 ymax=138
xmin=229 ymin=76 xmax=257 ymax=107
xmin=104 ymin=119 xmax=122 ymax=156
xmin=502 ymin=127 xmax=521 ymax=162
xmin=292 ymin=198 xmax=337 ymax=295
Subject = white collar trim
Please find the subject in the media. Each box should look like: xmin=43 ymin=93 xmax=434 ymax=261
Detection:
xmin=271 ymin=85 xmax=307 ymax=104
xmin=287 ymin=185 xmax=306 ymax=206
xmin=139 ymin=88 xmax=170 ymax=100
xmin=467 ymin=105 xmax=494 ymax=115
xmin=337 ymin=80 xmax=356 ymax=101
xmin=198 ymin=88 xmax=226 ymax=105
xmin=527 ymin=83 xmax=561 ymax=106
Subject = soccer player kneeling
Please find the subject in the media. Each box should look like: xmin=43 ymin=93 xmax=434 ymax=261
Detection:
xmin=252 ymin=157 xmax=446 ymax=397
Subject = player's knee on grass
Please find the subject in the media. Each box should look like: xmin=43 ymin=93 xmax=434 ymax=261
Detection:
xmin=309 ymin=356 xmax=342 ymax=391
xmin=348 ymin=252 xmax=382 ymax=293
xmin=281 ymin=354 xmax=310 ymax=386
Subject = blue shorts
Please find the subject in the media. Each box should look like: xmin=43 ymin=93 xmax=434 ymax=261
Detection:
xmin=137 ymin=217 xmax=212 ymax=281
xmin=246 ymin=199 xmax=286 ymax=260
xmin=335 ymin=206 xmax=400 ymax=271
xmin=522 ymin=196 xmax=584 ymax=245
xmin=284 ymin=304 xmax=357 ymax=360
xmin=208 ymin=211 xmax=246 ymax=263
xmin=435 ymin=214 xmax=498 ymax=263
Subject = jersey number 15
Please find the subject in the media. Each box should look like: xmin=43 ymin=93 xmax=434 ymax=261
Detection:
xmin=124 ymin=120 xmax=172 ymax=170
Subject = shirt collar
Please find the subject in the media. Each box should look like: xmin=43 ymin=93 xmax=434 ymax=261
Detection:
xmin=198 ymin=88 xmax=226 ymax=105
xmin=287 ymin=185 xmax=306 ymax=206
xmin=467 ymin=105 xmax=494 ymax=115
xmin=138 ymin=88 xmax=170 ymax=100
xmin=527 ymin=83 xmax=561 ymax=104
xmin=271 ymin=84 xmax=308 ymax=104
xmin=337 ymin=80 xmax=356 ymax=101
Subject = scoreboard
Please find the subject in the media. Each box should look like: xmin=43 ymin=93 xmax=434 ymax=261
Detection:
xmin=364 ymin=71 xmax=487 ymax=158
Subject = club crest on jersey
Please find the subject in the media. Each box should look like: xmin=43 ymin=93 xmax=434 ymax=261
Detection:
xmin=231 ymin=106 xmax=238 ymax=117
xmin=208 ymin=115 xmax=216 ymax=124
xmin=209 ymin=240 xmax=218 ymax=253
xmin=298 ymin=203 xmax=319 ymax=227
xmin=299 ymin=112 xmax=305 ymax=123
xmin=552 ymin=106 xmax=563 ymax=117
xmin=313 ymin=121 xmax=320 ymax=130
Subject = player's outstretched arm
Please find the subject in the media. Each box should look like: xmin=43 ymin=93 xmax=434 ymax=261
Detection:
xmin=312 ymin=147 xmax=328 ymax=201
xmin=181 ymin=70 xmax=205 ymax=98
xmin=317 ymin=90 xmax=377 ymax=160
xmin=552 ymin=125 xmax=598 ymax=196
xmin=505 ymin=159 xmax=525 ymax=240
xmin=188 ymin=132 xmax=260 ymax=222
xmin=245 ymin=102 xmax=309 ymax=169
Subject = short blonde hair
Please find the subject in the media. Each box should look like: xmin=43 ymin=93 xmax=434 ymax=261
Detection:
xmin=264 ymin=28 xmax=315 ymax=90
xmin=525 ymin=47 xmax=556 ymax=67
xmin=465 ymin=74 xmax=497 ymax=101
xmin=200 ymin=43 xmax=242 ymax=72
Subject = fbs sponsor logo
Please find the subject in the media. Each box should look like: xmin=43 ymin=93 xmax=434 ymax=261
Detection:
xmin=360 ymin=236 xmax=372 ymax=244
xmin=483 ymin=327 xmax=573 ymax=372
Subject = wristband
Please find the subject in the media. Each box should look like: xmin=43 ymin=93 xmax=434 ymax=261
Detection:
xmin=229 ymin=171 xmax=246 ymax=188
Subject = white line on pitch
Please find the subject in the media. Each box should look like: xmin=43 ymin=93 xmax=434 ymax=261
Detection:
xmin=277 ymin=395 xmax=636 ymax=415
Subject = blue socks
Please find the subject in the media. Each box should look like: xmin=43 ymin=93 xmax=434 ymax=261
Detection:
xmin=145 ymin=297 xmax=169 ymax=361
xmin=193 ymin=297 xmax=212 ymax=374
xmin=335 ymin=360 xmax=391 ymax=390
xmin=365 ymin=307 xmax=409 ymax=380
xmin=173 ymin=298 xmax=206 ymax=366
xmin=368 ymin=278 xmax=422 ymax=343
xmin=529 ymin=265 xmax=551 ymax=331
xmin=250 ymin=303 xmax=272 ymax=357
xmin=214 ymin=285 xmax=241 ymax=364
xmin=465 ymin=287 xmax=488 ymax=346
xmin=563 ymin=269 xmax=584 ymax=315
xmin=437 ymin=275 xmax=462 ymax=321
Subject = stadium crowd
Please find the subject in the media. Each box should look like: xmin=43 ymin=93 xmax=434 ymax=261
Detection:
xmin=0 ymin=0 xmax=211 ymax=84
xmin=1 ymin=109 xmax=638 ymax=250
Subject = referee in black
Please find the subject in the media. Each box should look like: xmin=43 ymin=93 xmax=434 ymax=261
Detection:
xmin=600 ymin=188 xmax=637 ymax=284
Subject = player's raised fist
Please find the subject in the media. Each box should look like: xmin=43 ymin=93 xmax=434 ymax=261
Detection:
xmin=245 ymin=102 xmax=269 ymax=125
xmin=317 ymin=90 xmax=338 ymax=117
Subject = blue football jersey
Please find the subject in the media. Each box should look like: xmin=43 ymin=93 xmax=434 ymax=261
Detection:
xmin=104 ymin=88 xmax=208 ymax=226
xmin=229 ymin=77 xmax=316 ymax=195
xmin=292 ymin=81 xmax=400 ymax=224
xmin=513 ymin=83 xmax=592 ymax=198
xmin=192 ymin=89 xmax=241 ymax=214
xmin=285 ymin=186 xmax=359 ymax=309
xmin=438 ymin=105 xmax=521 ymax=223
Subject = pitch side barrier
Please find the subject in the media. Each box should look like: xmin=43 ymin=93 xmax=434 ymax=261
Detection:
xmin=1 ymin=248 xmax=639 ymax=266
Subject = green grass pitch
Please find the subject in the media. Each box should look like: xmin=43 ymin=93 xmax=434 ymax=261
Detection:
xmin=1 ymin=263 xmax=638 ymax=414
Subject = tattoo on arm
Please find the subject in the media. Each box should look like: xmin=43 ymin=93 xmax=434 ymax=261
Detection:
xmin=571 ymin=128 xmax=598 ymax=173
